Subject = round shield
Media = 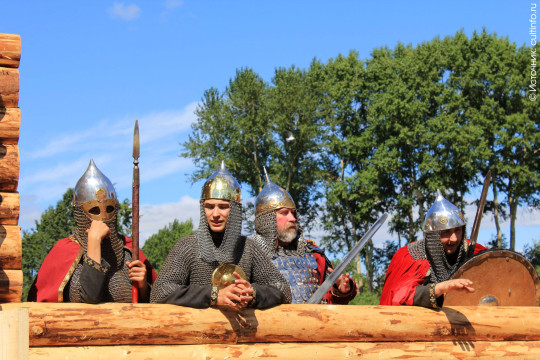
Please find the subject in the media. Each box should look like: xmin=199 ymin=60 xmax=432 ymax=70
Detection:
xmin=445 ymin=249 xmax=540 ymax=306
xmin=211 ymin=263 xmax=247 ymax=289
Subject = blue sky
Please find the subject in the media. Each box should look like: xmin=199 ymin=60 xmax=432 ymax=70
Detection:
xmin=3 ymin=1 xmax=538 ymax=250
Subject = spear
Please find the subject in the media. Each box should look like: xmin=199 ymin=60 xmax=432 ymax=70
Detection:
xmin=131 ymin=120 xmax=140 ymax=303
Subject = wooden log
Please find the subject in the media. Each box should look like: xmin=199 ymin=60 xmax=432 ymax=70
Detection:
xmin=0 ymin=270 xmax=22 ymax=303
xmin=0 ymin=34 xmax=21 ymax=68
xmin=0 ymin=68 xmax=18 ymax=108
xmin=0 ymin=225 xmax=21 ymax=269
xmin=0 ymin=108 xmax=20 ymax=144
xmin=0 ymin=308 xmax=29 ymax=360
xmin=0 ymin=144 xmax=19 ymax=192
xmin=2 ymin=304 xmax=540 ymax=347
xmin=27 ymin=341 xmax=540 ymax=360
xmin=0 ymin=192 xmax=19 ymax=225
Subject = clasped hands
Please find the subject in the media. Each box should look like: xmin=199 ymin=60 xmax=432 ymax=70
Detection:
xmin=217 ymin=271 xmax=254 ymax=308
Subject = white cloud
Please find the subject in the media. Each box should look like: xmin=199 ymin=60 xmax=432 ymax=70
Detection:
xmin=108 ymin=3 xmax=141 ymax=21
xmin=139 ymin=195 xmax=199 ymax=244
xmin=164 ymin=0 xmax=183 ymax=10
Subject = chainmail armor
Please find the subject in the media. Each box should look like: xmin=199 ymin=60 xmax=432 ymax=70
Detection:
xmin=407 ymin=228 xmax=467 ymax=283
xmin=67 ymin=249 xmax=133 ymax=302
xmin=150 ymin=234 xmax=292 ymax=304
xmin=197 ymin=200 xmax=244 ymax=264
xmin=73 ymin=204 xmax=125 ymax=269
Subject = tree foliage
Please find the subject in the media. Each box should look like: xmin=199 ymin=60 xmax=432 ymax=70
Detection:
xmin=141 ymin=219 xmax=194 ymax=272
xmin=182 ymin=30 xmax=539 ymax=294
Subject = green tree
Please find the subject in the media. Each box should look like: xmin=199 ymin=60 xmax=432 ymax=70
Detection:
xmin=142 ymin=219 xmax=194 ymax=272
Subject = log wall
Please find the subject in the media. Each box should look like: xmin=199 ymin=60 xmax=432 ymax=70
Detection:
xmin=0 ymin=303 xmax=538 ymax=359
xmin=0 ymin=33 xmax=21 ymax=303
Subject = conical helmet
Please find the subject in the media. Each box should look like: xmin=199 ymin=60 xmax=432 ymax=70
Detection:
xmin=255 ymin=168 xmax=295 ymax=215
xmin=424 ymin=190 xmax=465 ymax=231
xmin=201 ymin=161 xmax=241 ymax=202
xmin=73 ymin=159 xmax=118 ymax=221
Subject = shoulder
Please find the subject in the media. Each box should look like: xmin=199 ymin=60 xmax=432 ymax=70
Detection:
xmin=47 ymin=236 xmax=82 ymax=257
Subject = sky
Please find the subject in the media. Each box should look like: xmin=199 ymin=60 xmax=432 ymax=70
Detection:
xmin=3 ymin=1 xmax=538 ymax=252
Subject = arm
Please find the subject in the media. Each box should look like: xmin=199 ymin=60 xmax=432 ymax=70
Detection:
xmin=149 ymin=237 xmax=214 ymax=308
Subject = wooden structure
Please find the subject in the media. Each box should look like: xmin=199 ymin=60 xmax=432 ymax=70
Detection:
xmin=0 ymin=33 xmax=22 ymax=304
xmin=1 ymin=32 xmax=539 ymax=359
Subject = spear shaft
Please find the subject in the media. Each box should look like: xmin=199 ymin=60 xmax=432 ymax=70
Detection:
xmin=131 ymin=120 xmax=140 ymax=303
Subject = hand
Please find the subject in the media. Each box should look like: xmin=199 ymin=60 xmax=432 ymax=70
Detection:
xmin=435 ymin=278 xmax=475 ymax=297
xmin=328 ymin=267 xmax=352 ymax=294
xmin=126 ymin=260 xmax=148 ymax=291
xmin=217 ymin=272 xmax=253 ymax=308
xmin=85 ymin=220 xmax=111 ymax=263
xmin=86 ymin=220 xmax=111 ymax=246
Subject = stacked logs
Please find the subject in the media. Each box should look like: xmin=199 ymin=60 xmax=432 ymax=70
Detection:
xmin=0 ymin=33 xmax=22 ymax=303
xmin=1 ymin=303 xmax=539 ymax=359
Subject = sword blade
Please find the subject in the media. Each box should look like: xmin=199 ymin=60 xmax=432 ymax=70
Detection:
xmin=306 ymin=213 xmax=388 ymax=304
xmin=466 ymin=170 xmax=491 ymax=259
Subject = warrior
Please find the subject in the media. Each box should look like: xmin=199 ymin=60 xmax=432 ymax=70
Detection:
xmin=253 ymin=172 xmax=357 ymax=304
xmin=150 ymin=162 xmax=291 ymax=308
xmin=380 ymin=190 xmax=486 ymax=308
xmin=28 ymin=160 xmax=157 ymax=303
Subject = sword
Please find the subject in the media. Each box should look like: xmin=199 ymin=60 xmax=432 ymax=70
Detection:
xmin=466 ymin=170 xmax=491 ymax=259
xmin=306 ymin=213 xmax=388 ymax=304
xmin=131 ymin=120 xmax=140 ymax=303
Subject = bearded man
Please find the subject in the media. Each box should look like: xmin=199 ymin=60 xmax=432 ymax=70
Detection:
xmin=380 ymin=190 xmax=486 ymax=308
xmin=253 ymin=172 xmax=357 ymax=304
xmin=28 ymin=160 xmax=156 ymax=303
xmin=150 ymin=162 xmax=291 ymax=309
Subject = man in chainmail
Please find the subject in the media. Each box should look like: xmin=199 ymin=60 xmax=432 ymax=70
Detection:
xmin=150 ymin=161 xmax=291 ymax=308
xmin=380 ymin=190 xmax=486 ymax=308
xmin=252 ymin=170 xmax=357 ymax=304
xmin=28 ymin=160 xmax=157 ymax=303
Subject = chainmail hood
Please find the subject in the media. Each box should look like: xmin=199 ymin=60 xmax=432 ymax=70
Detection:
xmin=73 ymin=204 xmax=125 ymax=269
xmin=407 ymin=227 xmax=467 ymax=283
xmin=197 ymin=200 xmax=244 ymax=264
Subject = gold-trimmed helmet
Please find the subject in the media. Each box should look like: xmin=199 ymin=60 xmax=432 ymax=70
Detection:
xmin=424 ymin=189 xmax=465 ymax=231
xmin=255 ymin=168 xmax=295 ymax=216
xmin=201 ymin=161 xmax=241 ymax=202
xmin=73 ymin=159 xmax=118 ymax=221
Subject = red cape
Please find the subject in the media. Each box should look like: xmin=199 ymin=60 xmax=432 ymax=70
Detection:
xmin=379 ymin=240 xmax=486 ymax=306
xmin=28 ymin=235 xmax=157 ymax=302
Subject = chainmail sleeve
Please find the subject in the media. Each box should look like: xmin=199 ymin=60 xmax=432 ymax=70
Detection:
xmin=150 ymin=235 xmax=213 ymax=308
xmin=246 ymin=238 xmax=292 ymax=307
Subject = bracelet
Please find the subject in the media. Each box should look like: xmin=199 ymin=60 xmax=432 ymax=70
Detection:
xmin=429 ymin=283 xmax=439 ymax=309
xmin=248 ymin=287 xmax=257 ymax=307
xmin=210 ymin=285 xmax=219 ymax=306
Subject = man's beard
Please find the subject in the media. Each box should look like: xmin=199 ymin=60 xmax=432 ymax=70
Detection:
xmin=277 ymin=222 xmax=299 ymax=244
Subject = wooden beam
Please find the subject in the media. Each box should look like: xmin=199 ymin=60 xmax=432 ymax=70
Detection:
xmin=0 ymin=68 xmax=18 ymax=108
xmin=0 ymin=308 xmax=28 ymax=360
xmin=0 ymin=225 xmax=21 ymax=269
xmin=27 ymin=341 xmax=540 ymax=360
xmin=0 ymin=270 xmax=22 ymax=302
xmin=0 ymin=192 xmax=19 ymax=225
xmin=2 ymin=303 xmax=540 ymax=347
xmin=0 ymin=108 xmax=21 ymax=145
xmin=0 ymin=144 xmax=19 ymax=192
xmin=0 ymin=34 xmax=21 ymax=69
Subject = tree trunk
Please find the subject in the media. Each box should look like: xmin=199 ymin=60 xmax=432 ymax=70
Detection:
xmin=0 ymin=108 xmax=21 ymax=144
xmin=0 ymin=144 xmax=20 ymax=192
xmin=0 ymin=192 xmax=19 ymax=225
xmin=0 ymin=269 xmax=22 ymax=302
xmin=0 ymin=68 xmax=19 ymax=108
xmin=0 ymin=225 xmax=21 ymax=269
xmin=27 ymin=341 xmax=540 ymax=360
xmin=492 ymin=175 xmax=503 ymax=248
xmin=0 ymin=34 xmax=21 ymax=68
xmin=3 ymin=303 xmax=540 ymax=346
xmin=509 ymin=196 xmax=518 ymax=251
